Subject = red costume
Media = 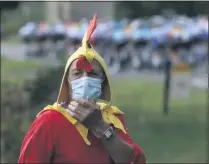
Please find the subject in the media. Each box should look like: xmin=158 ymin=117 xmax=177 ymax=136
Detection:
xmin=18 ymin=110 xmax=146 ymax=163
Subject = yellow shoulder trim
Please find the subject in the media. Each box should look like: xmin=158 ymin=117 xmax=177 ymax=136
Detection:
xmin=37 ymin=103 xmax=126 ymax=145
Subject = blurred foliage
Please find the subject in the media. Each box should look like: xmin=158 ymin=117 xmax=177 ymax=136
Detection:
xmin=0 ymin=58 xmax=60 ymax=162
xmin=115 ymin=1 xmax=209 ymax=18
xmin=1 ymin=1 xmax=209 ymax=38
xmin=1 ymin=2 xmax=44 ymax=36
xmin=1 ymin=56 xmax=52 ymax=84
xmin=25 ymin=65 xmax=64 ymax=107
xmin=0 ymin=1 xmax=20 ymax=10
xmin=1 ymin=81 xmax=30 ymax=163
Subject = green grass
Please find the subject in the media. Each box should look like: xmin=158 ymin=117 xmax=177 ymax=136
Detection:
xmin=1 ymin=56 xmax=52 ymax=84
xmin=111 ymin=78 xmax=207 ymax=163
xmin=1 ymin=35 xmax=21 ymax=44
xmin=1 ymin=58 xmax=207 ymax=163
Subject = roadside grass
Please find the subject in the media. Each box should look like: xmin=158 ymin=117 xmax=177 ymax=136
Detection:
xmin=1 ymin=56 xmax=54 ymax=84
xmin=1 ymin=35 xmax=21 ymax=44
xmin=111 ymin=78 xmax=207 ymax=163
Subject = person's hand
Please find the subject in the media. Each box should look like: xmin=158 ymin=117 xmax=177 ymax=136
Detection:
xmin=66 ymin=98 xmax=106 ymax=130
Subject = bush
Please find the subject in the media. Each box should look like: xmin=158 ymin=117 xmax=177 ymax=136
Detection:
xmin=25 ymin=65 xmax=65 ymax=107
xmin=1 ymin=64 xmax=65 ymax=162
xmin=1 ymin=81 xmax=30 ymax=162
xmin=1 ymin=2 xmax=44 ymax=37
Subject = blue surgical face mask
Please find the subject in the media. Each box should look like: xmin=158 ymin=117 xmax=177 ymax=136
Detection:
xmin=71 ymin=76 xmax=102 ymax=101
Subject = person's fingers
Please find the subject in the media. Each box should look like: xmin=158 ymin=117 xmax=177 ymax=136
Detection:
xmin=86 ymin=96 xmax=91 ymax=101
xmin=76 ymin=99 xmax=92 ymax=108
xmin=68 ymin=104 xmax=76 ymax=112
xmin=76 ymin=99 xmax=86 ymax=105
xmin=84 ymin=97 xmax=99 ymax=111
xmin=86 ymin=96 xmax=94 ymax=105
xmin=66 ymin=108 xmax=81 ymax=121
xmin=69 ymin=103 xmax=87 ymax=118
xmin=70 ymin=101 xmax=79 ymax=107
xmin=68 ymin=104 xmax=84 ymax=118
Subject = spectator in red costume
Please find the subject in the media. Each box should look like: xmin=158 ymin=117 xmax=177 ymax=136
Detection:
xmin=18 ymin=14 xmax=146 ymax=164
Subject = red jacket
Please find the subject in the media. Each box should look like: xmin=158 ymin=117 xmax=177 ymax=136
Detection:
xmin=18 ymin=110 xmax=146 ymax=163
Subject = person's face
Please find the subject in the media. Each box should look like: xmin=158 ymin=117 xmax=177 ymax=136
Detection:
xmin=67 ymin=58 xmax=104 ymax=82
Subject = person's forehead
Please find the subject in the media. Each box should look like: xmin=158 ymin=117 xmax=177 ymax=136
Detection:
xmin=69 ymin=58 xmax=103 ymax=72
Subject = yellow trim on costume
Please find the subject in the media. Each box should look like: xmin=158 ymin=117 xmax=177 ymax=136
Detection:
xmin=37 ymin=102 xmax=126 ymax=145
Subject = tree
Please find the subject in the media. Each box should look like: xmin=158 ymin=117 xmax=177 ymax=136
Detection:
xmin=0 ymin=1 xmax=20 ymax=11
xmin=115 ymin=1 xmax=209 ymax=19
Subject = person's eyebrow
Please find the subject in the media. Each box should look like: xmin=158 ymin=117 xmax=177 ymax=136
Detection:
xmin=71 ymin=68 xmax=81 ymax=72
xmin=91 ymin=69 xmax=103 ymax=74
xmin=90 ymin=69 xmax=98 ymax=73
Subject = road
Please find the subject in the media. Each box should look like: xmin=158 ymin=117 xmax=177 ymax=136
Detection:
xmin=1 ymin=43 xmax=25 ymax=60
xmin=1 ymin=42 xmax=208 ymax=89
